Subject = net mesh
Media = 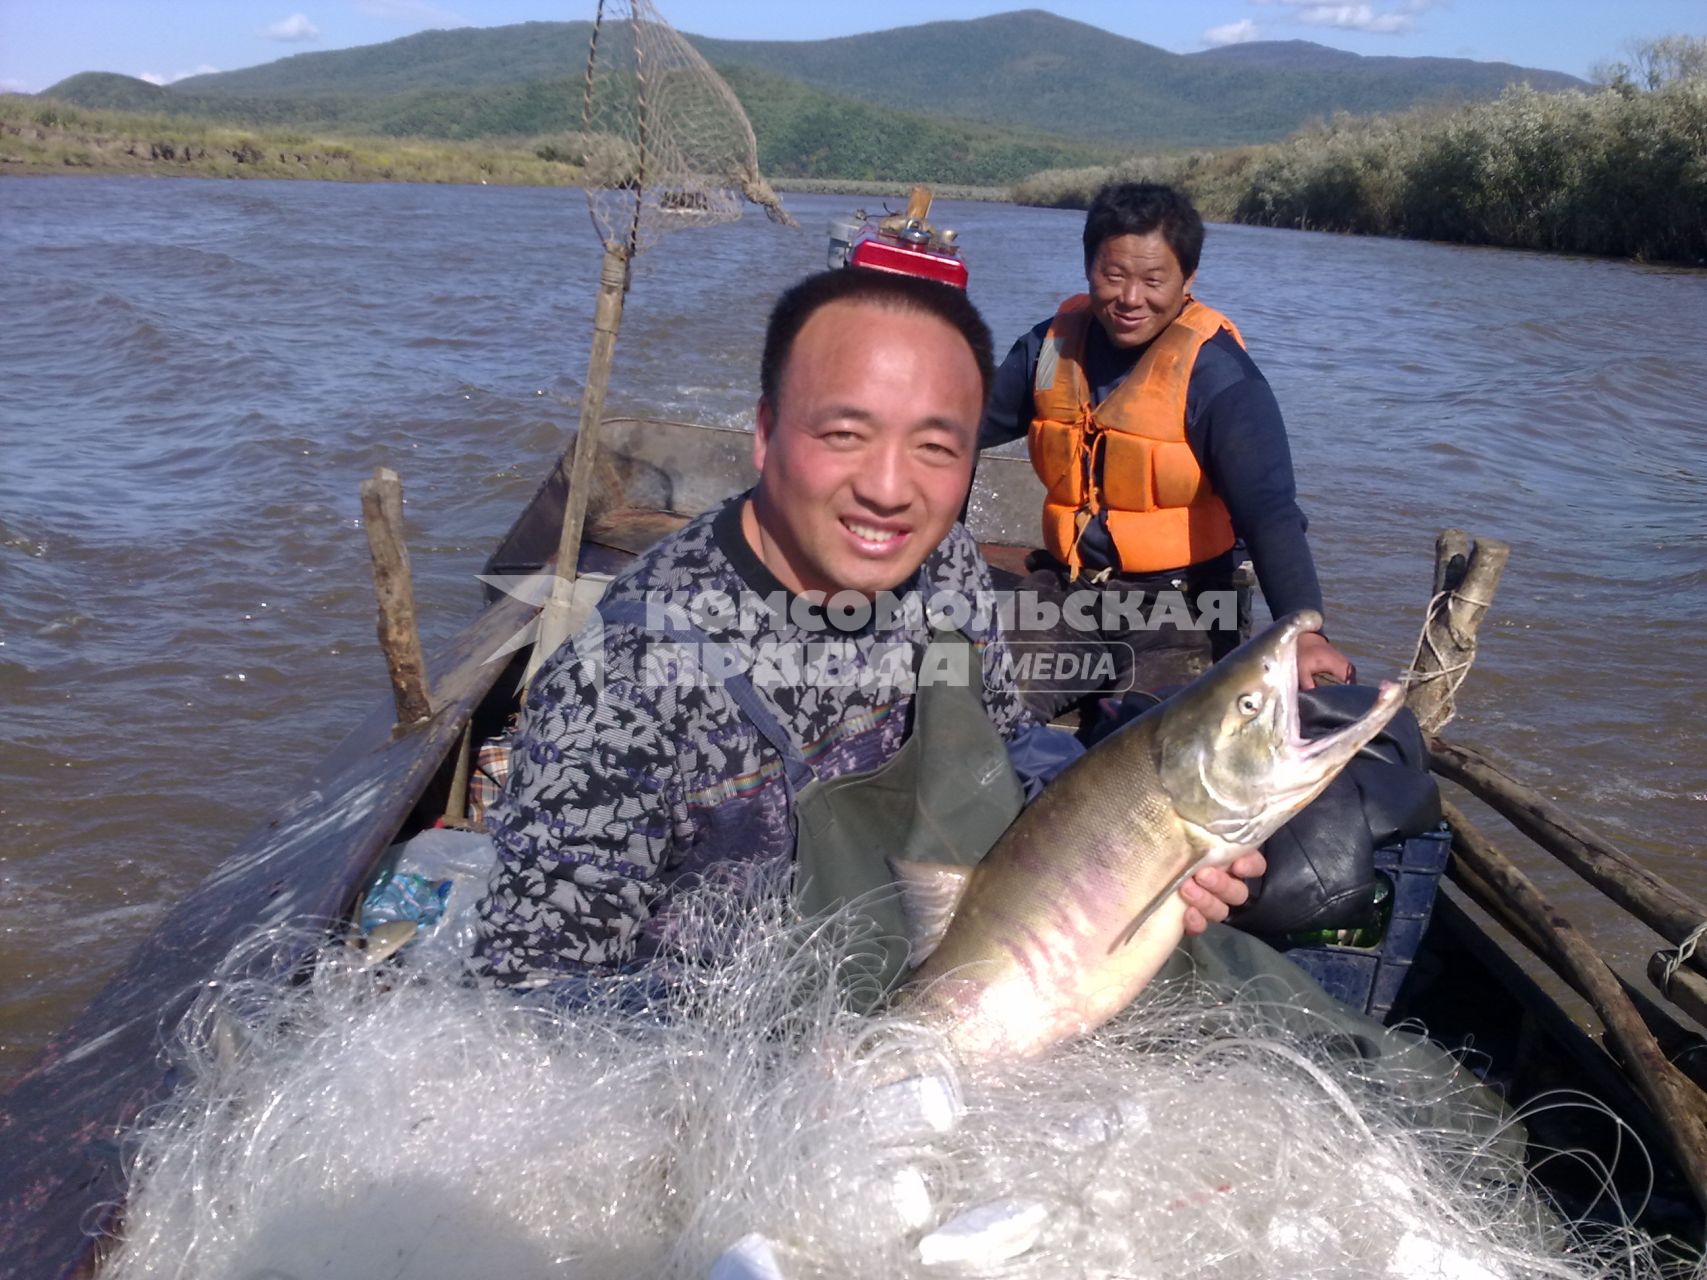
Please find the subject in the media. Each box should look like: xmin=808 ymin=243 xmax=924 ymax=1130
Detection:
xmin=577 ymin=0 xmax=793 ymax=253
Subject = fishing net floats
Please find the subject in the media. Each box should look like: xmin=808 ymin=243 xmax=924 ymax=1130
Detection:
xmin=1401 ymin=529 xmax=1707 ymax=1212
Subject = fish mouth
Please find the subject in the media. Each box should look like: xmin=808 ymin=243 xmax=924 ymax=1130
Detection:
xmin=1268 ymin=666 xmax=1406 ymax=814
xmin=1202 ymin=613 xmax=1406 ymax=844
xmin=1269 ymin=612 xmax=1405 ymax=772
xmin=1282 ymin=679 xmax=1404 ymax=776
xmin=1181 ymin=614 xmax=1406 ymax=853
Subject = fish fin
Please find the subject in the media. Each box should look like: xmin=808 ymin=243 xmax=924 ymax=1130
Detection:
xmin=890 ymin=859 xmax=973 ymax=968
xmin=1108 ymin=867 xmax=1199 ymax=954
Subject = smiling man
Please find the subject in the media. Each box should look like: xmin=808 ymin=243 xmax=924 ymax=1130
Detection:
xmin=474 ymin=268 xmax=1261 ymax=991
xmin=981 ymin=182 xmax=1353 ymax=717
xmin=742 ymin=283 xmax=979 ymax=600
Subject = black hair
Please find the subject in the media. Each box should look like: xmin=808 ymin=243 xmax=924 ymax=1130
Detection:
xmin=759 ymin=268 xmax=995 ymax=407
xmin=1082 ymin=182 xmax=1204 ymax=279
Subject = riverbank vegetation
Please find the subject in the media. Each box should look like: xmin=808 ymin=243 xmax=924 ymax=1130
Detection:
xmin=0 ymin=90 xmax=1096 ymax=192
xmin=771 ymin=178 xmax=1009 ymax=202
xmin=0 ymin=95 xmax=590 ymax=185
xmin=1014 ymin=45 xmax=1707 ymax=264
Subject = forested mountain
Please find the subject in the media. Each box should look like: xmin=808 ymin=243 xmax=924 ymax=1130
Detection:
xmin=1184 ymin=37 xmax=1584 ymax=88
xmin=688 ymin=12 xmax=1585 ymax=146
xmin=46 ymin=10 xmax=1585 ymax=153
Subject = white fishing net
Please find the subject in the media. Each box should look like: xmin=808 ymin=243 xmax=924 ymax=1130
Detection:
xmin=575 ymin=0 xmax=791 ymax=253
xmin=96 ymin=865 xmax=1694 ymax=1280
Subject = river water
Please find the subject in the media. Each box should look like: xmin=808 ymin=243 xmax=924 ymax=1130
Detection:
xmin=1 ymin=177 xmax=1703 ymax=1080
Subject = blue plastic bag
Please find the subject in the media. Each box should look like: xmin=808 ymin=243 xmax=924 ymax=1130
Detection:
xmin=360 ymin=871 xmax=451 ymax=934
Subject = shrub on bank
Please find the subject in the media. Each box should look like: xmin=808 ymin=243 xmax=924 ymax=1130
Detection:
xmin=1014 ymin=80 xmax=1707 ymax=264
xmin=0 ymin=94 xmax=586 ymax=187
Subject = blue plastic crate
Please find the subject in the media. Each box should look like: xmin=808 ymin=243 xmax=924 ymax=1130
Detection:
xmin=1275 ymin=824 xmax=1450 ymax=1021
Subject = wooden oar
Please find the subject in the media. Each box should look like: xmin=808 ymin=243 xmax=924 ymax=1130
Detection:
xmin=1431 ymin=737 xmax=1707 ymax=975
xmin=1650 ymin=949 xmax=1707 ymax=1030
xmin=1441 ymin=798 xmax=1707 ymax=1208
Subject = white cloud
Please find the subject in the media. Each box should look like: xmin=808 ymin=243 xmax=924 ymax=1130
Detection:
xmin=1204 ymin=19 xmax=1262 ymax=46
xmin=138 ymin=72 xmax=168 ymax=86
xmin=1296 ymin=5 xmax=1412 ymax=33
xmin=1 ymin=77 xmax=32 ymax=94
xmin=1253 ymin=0 xmax=1433 ymax=35
xmin=263 ymin=13 xmax=321 ymax=42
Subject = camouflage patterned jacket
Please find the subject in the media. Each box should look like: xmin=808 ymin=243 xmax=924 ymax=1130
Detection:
xmin=473 ymin=495 xmax=1045 ymax=987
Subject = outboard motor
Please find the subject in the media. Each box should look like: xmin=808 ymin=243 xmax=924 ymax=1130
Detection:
xmin=827 ymin=185 xmax=968 ymax=288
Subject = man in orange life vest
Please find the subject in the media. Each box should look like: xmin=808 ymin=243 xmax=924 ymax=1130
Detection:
xmin=980 ymin=182 xmax=1354 ymax=718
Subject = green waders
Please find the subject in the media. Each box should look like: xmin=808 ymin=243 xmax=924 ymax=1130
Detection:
xmin=786 ymin=634 xmax=1026 ymax=997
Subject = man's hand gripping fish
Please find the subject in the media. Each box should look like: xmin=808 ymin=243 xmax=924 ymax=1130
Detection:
xmin=893 ymin=612 xmax=1405 ymax=1058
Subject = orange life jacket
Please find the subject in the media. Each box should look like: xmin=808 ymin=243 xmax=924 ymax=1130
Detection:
xmin=1028 ymin=295 xmax=1242 ymax=577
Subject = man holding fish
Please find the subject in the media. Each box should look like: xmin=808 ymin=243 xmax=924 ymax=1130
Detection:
xmin=473 ymin=264 xmax=1402 ymax=1059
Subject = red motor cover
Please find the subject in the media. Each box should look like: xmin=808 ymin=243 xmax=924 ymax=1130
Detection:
xmin=849 ymin=235 xmax=969 ymax=289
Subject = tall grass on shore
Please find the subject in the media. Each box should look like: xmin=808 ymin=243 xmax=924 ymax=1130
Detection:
xmin=1015 ymin=81 xmax=1707 ymax=264
xmin=0 ymin=95 xmax=587 ymax=186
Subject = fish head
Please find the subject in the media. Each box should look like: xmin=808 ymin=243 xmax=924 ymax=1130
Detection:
xmin=1153 ymin=611 xmax=1405 ymax=848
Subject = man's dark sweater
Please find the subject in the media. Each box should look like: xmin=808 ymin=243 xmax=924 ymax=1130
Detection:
xmin=979 ymin=311 xmax=1324 ymax=619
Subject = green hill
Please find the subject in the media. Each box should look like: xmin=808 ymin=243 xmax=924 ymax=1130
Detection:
xmin=720 ymin=66 xmax=1115 ymax=182
xmin=139 ymin=9 xmax=1585 ymax=150
xmin=1185 ymin=37 xmax=1584 ymax=87
xmin=169 ymin=22 xmax=599 ymax=99
xmin=35 ymin=10 xmax=1590 ymax=179
xmin=34 ymin=72 xmax=177 ymax=112
xmin=688 ymin=12 xmax=1585 ymax=146
xmin=33 ymin=67 xmax=1118 ymax=185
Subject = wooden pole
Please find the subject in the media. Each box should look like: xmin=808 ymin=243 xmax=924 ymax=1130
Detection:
xmin=526 ymin=240 xmax=629 ymax=688
xmin=1440 ymin=799 xmax=1707 ymax=1204
xmin=444 ymin=722 xmax=473 ymax=826
xmin=1404 ymin=530 xmax=1509 ymax=734
xmin=1430 ymin=528 xmax=1471 ymax=598
xmin=360 ymin=466 xmax=432 ymax=728
xmin=1650 ymin=951 xmax=1707 ymax=1031
xmin=1431 ymin=737 xmax=1707 ymax=974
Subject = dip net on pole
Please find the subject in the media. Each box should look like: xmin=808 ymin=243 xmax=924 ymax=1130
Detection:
xmin=526 ymin=0 xmax=792 ymax=683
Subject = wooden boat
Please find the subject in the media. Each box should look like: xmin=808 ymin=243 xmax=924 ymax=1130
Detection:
xmin=1 ymin=417 xmax=1703 ymax=1276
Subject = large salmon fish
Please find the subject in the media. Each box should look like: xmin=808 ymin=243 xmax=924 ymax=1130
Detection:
xmin=893 ymin=611 xmax=1404 ymax=1057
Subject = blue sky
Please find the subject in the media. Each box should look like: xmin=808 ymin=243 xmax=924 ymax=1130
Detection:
xmin=2 ymin=1 xmax=1702 ymax=95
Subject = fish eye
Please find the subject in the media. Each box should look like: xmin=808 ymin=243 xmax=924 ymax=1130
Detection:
xmin=1238 ymin=692 xmax=1262 ymax=716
